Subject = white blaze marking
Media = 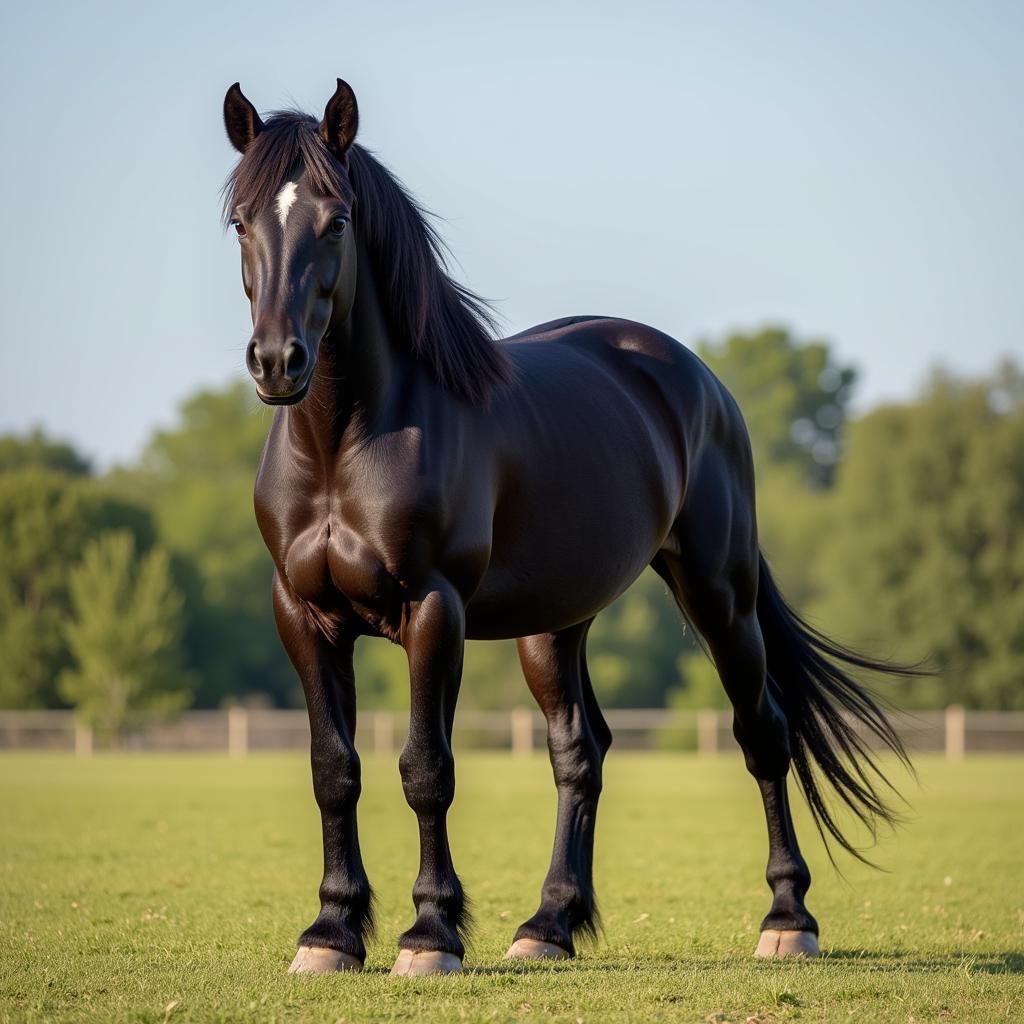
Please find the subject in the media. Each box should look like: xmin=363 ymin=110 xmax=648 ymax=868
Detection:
xmin=275 ymin=181 xmax=299 ymax=228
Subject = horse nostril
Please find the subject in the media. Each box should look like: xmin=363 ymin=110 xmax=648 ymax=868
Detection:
xmin=246 ymin=338 xmax=265 ymax=381
xmin=283 ymin=341 xmax=308 ymax=381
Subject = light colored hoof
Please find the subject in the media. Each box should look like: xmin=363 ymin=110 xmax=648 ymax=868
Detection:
xmin=389 ymin=948 xmax=463 ymax=977
xmin=755 ymin=929 xmax=820 ymax=958
xmin=505 ymin=938 xmax=572 ymax=960
xmin=288 ymin=945 xmax=363 ymax=973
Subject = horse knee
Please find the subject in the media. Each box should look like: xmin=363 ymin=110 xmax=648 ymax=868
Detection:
xmin=311 ymin=735 xmax=361 ymax=814
xmin=399 ymin=739 xmax=455 ymax=814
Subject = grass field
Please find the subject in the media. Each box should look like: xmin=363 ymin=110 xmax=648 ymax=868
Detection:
xmin=0 ymin=753 xmax=1021 ymax=1023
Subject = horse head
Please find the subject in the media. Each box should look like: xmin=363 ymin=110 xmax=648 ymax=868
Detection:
xmin=223 ymin=80 xmax=359 ymax=405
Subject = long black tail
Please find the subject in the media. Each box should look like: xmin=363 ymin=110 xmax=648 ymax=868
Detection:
xmin=756 ymin=554 xmax=917 ymax=863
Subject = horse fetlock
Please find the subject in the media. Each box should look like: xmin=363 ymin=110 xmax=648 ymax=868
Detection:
xmin=514 ymin=883 xmax=597 ymax=954
xmin=398 ymin=913 xmax=466 ymax=960
xmin=765 ymin=854 xmax=811 ymax=895
xmin=513 ymin=913 xmax=575 ymax=956
xmin=316 ymin=876 xmax=373 ymax=922
xmin=760 ymin=896 xmax=818 ymax=937
xmin=297 ymin=916 xmax=368 ymax=962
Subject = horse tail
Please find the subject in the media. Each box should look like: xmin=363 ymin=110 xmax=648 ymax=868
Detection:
xmin=755 ymin=553 xmax=917 ymax=863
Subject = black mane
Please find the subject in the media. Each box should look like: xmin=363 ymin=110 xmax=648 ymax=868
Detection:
xmin=223 ymin=111 xmax=511 ymax=404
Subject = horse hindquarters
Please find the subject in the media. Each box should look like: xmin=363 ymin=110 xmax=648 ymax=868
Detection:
xmin=652 ymin=423 xmax=912 ymax=954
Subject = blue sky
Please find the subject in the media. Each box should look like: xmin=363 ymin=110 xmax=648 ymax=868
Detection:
xmin=1 ymin=0 xmax=1021 ymax=465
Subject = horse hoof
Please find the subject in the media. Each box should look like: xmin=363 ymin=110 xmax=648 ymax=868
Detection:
xmin=755 ymin=929 xmax=820 ymax=958
xmin=288 ymin=946 xmax=363 ymax=973
xmin=504 ymin=938 xmax=572 ymax=960
xmin=390 ymin=949 xmax=463 ymax=976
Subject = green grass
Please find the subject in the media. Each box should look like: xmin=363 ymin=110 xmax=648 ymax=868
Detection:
xmin=1 ymin=753 xmax=1021 ymax=1023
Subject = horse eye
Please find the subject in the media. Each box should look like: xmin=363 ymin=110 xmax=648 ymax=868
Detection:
xmin=232 ymin=220 xmax=246 ymax=238
xmin=329 ymin=216 xmax=348 ymax=236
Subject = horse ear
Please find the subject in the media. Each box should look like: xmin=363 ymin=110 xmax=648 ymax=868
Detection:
xmin=320 ymin=79 xmax=359 ymax=156
xmin=224 ymin=83 xmax=264 ymax=153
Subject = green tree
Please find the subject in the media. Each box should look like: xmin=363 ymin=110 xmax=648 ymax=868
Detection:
xmin=59 ymin=531 xmax=190 ymax=736
xmin=812 ymin=360 xmax=1024 ymax=709
xmin=697 ymin=326 xmax=856 ymax=487
xmin=110 ymin=383 xmax=292 ymax=706
xmin=588 ymin=569 xmax=699 ymax=708
xmin=0 ymin=468 xmax=155 ymax=708
xmin=0 ymin=428 xmax=91 ymax=476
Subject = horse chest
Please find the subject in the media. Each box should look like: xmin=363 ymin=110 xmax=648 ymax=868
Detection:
xmin=283 ymin=518 xmax=405 ymax=629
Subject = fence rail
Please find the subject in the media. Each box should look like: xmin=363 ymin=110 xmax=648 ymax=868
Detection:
xmin=2 ymin=706 xmax=1023 ymax=757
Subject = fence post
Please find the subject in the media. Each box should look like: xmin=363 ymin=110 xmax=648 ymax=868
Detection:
xmin=228 ymin=707 xmax=249 ymax=757
xmin=74 ymin=720 xmax=93 ymax=757
xmin=511 ymin=708 xmax=534 ymax=756
xmin=373 ymin=711 xmax=394 ymax=756
xmin=697 ymin=710 xmax=718 ymax=756
xmin=945 ymin=704 xmax=965 ymax=760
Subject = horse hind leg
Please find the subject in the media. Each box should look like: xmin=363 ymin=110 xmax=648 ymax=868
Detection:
xmin=506 ymin=618 xmax=611 ymax=960
xmin=653 ymin=489 xmax=819 ymax=958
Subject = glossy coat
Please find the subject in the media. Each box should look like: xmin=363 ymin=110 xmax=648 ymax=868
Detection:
xmin=222 ymin=81 xmax=910 ymax=966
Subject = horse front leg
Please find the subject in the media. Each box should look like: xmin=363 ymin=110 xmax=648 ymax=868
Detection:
xmin=506 ymin=620 xmax=611 ymax=960
xmin=273 ymin=574 xmax=373 ymax=973
xmin=391 ymin=574 xmax=467 ymax=977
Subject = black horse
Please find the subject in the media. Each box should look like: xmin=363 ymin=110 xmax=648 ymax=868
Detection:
xmin=222 ymin=79 xmax=909 ymax=976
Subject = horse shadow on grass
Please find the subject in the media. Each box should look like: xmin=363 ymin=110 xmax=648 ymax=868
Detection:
xmin=476 ymin=950 xmax=1024 ymax=977
xmin=820 ymin=949 xmax=1024 ymax=975
xmin=360 ymin=950 xmax=1024 ymax=977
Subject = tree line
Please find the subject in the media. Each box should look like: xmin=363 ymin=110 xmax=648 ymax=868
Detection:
xmin=2 ymin=328 xmax=1021 ymax=732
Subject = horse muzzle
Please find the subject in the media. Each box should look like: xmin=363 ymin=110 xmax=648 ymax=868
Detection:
xmin=247 ymin=336 xmax=315 ymax=405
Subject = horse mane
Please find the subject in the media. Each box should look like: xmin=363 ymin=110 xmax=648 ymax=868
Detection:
xmin=222 ymin=111 xmax=512 ymax=404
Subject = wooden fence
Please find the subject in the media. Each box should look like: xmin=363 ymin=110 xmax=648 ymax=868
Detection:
xmin=1 ymin=706 xmax=1022 ymax=758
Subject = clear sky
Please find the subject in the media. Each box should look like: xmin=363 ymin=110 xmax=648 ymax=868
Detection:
xmin=1 ymin=0 xmax=1021 ymax=465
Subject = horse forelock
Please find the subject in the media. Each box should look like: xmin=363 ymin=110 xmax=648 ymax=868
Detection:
xmin=222 ymin=111 xmax=352 ymax=224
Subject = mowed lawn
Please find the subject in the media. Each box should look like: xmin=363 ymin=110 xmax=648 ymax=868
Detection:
xmin=0 ymin=752 xmax=1021 ymax=1023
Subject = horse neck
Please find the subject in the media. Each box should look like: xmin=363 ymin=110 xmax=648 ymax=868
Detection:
xmin=284 ymin=233 xmax=415 ymax=459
